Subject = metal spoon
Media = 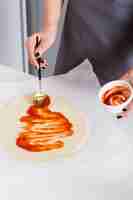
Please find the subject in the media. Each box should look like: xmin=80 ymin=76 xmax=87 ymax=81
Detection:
xmin=32 ymin=36 xmax=47 ymax=106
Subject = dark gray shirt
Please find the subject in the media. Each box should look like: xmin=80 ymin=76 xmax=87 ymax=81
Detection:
xmin=55 ymin=0 xmax=133 ymax=84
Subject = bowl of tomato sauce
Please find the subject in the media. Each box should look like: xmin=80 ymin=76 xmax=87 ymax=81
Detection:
xmin=99 ymin=80 xmax=133 ymax=114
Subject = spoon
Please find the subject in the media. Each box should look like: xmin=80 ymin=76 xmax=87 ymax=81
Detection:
xmin=32 ymin=36 xmax=47 ymax=106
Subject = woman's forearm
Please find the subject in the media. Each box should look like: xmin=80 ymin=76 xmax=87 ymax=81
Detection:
xmin=43 ymin=0 xmax=62 ymax=31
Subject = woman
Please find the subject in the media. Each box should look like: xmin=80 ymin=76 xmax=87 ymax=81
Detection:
xmin=26 ymin=0 xmax=133 ymax=117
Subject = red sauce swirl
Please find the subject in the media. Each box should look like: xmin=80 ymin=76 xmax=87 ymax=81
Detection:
xmin=16 ymin=96 xmax=73 ymax=152
xmin=102 ymin=86 xmax=131 ymax=106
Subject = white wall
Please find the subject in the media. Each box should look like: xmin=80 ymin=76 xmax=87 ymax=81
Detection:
xmin=0 ymin=0 xmax=24 ymax=71
xmin=0 ymin=0 xmax=68 ymax=74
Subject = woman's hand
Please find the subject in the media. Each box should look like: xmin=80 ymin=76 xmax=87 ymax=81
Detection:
xmin=26 ymin=28 xmax=57 ymax=68
xmin=118 ymin=68 xmax=133 ymax=118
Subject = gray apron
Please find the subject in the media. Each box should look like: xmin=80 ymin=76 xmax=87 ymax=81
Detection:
xmin=55 ymin=0 xmax=133 ymax=85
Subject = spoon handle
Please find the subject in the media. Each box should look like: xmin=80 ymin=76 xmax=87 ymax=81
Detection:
xmin=35 ymin=36 xmax=42 ymax=92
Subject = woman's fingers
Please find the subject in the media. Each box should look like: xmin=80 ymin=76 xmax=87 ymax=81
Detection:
xmin=118 ymin=68 xmax=133 ymax=118
xmin=117 ymin=101 xmax=133 ymax=119
xmin=39 ymin=59 xmax=49 ymax=69
xmin=26 ymin=33 xmax=49 ymax=69
xmin=35 ymin=32 xmax=56 ymax=56
xmin=26 ymin=30 xmax=57 ymax=68
xmin=35 ymin=40 xmax=50 ymax=57
xmin=26 ymin=35 xmax=39 ymax=67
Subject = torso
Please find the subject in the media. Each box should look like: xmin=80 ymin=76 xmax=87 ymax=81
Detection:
xmin=68 ymin=0 xmax=133 ymax=49
xmin=56 ymin=0 xmax=133 ymax=83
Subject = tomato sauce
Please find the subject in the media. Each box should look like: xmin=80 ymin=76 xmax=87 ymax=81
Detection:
xmin=16 ymin=96 xmax=73 ymax=152
xmin=102 ymin=86 xmax=131 ymax=106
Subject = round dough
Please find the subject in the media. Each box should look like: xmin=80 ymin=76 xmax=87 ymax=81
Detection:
xmin=0 ymin=95 xmax=88 ymax=163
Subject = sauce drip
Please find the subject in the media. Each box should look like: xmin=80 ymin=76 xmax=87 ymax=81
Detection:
xmin=16 ymin=96 xmax=73 ymax=152
xmin=102 ymin=86 xmax=131 ymax=106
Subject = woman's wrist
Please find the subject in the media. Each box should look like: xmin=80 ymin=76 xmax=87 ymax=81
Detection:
xmin=42 ymin=24 xmax=58 ymax=33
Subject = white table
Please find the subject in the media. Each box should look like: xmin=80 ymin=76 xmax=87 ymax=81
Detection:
xmin=0 ymin=61 xmax=133 ymax=200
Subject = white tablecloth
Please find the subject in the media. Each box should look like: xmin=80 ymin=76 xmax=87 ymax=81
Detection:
xmin=0 ymin=61 xmax=133 ymax=200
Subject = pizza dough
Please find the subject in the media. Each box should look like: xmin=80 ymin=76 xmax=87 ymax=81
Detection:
xmin=0 ymin=95 xmax=88 ymax=162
